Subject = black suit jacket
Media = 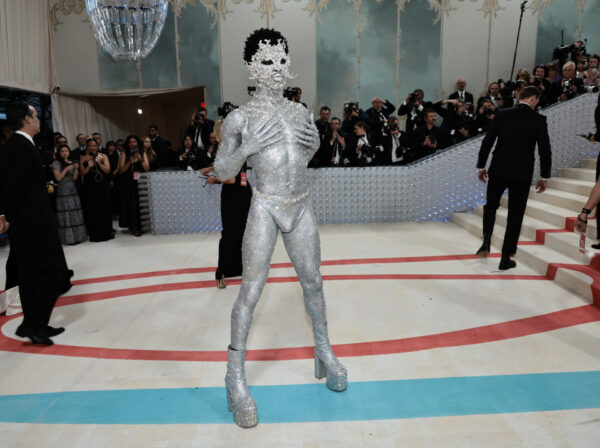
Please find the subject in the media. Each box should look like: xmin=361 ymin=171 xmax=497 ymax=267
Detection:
xmin=449 ymin=91 xmax=474 ymax=104
xmin=477 ymin=104 xmax=552 ymax=182
xmin=0 ymin=133 xmax=58 ymax=236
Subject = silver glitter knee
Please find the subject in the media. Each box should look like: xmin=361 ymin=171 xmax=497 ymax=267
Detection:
xmin=225 ymin=345 xmax=258 ymax=428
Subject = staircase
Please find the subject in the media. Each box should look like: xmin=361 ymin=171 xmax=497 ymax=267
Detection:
xmin=453 ymin=158 xmax=600 ymax=305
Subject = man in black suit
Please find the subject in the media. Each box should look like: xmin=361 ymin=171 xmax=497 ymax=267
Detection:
xmin=0 ymin=102 xmax=70 ymax=345
xmin=412 ymin=109 xmax=445 ymax=160
xmin=185 ymin=108 xmax=215 ymax=167
xmin=366 ymin=97 xmax=396 ymax=146
xmin=476 ymin=87 xmax=552 ymax=270
xmin=448 ymin=78 xmax=474 ymax=105
xmin=397 ymin=89 xmax=431 ymax=138
xmin=70 ymin=133 xmax=87 ymax=162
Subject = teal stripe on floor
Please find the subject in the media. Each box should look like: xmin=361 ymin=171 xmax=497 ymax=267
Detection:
xmin=1 ymin=371 xmax=599 ymax=424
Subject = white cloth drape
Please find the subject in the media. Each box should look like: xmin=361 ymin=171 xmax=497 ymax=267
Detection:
xmin=0 ymin=0 xmax=52 ymax=93
xmin=51 ymin=93 xmax=139 ymax=145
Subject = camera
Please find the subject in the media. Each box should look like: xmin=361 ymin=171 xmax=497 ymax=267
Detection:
xmin=130 ymin=147 xmax=139 ymax=157
xmin=193 ymin=112 xmax=204 ymax=122
xmin=283 ymin=87 xmax=301 ymax=101
xmin=483 ymin=107 xmax=494 ymax=117
xmin=497 ymin=79 xmax=516 ymax=102
xmin=531 ymin=76 xmax=542 ymax=87
xmin=343 ymin=102 xmax=358 ymax=115
xmin=428 ymin=135 xmax=437 ymax=145
xmin=217 ymin=102 xmax=238 ymax=118
xmin=388 ymin=123 xmax=399 ymax=132
xmin=561 ymin=80 xmax=577 ymax=99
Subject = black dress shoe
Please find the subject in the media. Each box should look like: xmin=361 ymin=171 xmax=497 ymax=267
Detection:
xmin=44 ymin=326 xmax=65 ymax=337
xmin=499 ymin=257 xmax=517 ymax=270
xmin=476 ymin=235 xmax=492 ymax=258
xmin=15 ymin=326 xmax=54 ymax=345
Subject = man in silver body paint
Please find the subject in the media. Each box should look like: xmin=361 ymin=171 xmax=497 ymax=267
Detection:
xmin=213 ymin=28 xmax=347 ymax=428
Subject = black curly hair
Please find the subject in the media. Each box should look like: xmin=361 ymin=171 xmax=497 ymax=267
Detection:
xmin=243 ymin=28 xmax=289 ymax=64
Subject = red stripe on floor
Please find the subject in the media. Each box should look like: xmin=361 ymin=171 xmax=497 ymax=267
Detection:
xmin=0 ymin=304 xmax=597 ymax=361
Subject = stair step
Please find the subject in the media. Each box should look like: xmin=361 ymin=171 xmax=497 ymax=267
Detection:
xmin=474 ymin=203 xmax=588 ymax=263
xmin=528 ymin=187 xmax=588 ymax=213
xmin=452 ymin=211 xmax=593 ymax=302
xmin=501 ymin=196 xmax=574 ymax=228
xmin=561 ymin=167 xmax=596 ymax=182
xmin=473 ymin=204 xmax=561 ymax=241
xmin=582 ymin=158 xmax=596 ymax=170
xmin=547 ymin=177 xmax=594 ymax=196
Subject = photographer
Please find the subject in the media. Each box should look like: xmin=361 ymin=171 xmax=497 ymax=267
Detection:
xmin=185 ymin=107 xmax=215 ymax=155
xmin=549 ymin=61 xmax=585 ymax=103
xmin=80 ymin=137 xmax=113 ymax=242
xmin=118 ymin=135 xmax=149 ymax=237
xmin=398 ymin=89 xmax=432 ymax=137
xmin=531 ymin=65 xmax=552 ymax=108
xmin=478 ymin=82 xmax=503 ymax=109
xmin=433 ymin=99 xmax=473 ymax=146
xmin=382 ymin=117 xmax=411 ymax=165
xmin=366 ymin=97 xmax=396 ymax=146
xmin=320 ymin=117 xmax=350 ymax=167
xmin=311 ymin=106 xmax=331 ymax=168
xmin=341 ymin=101 xmax=369 ymax=136
xmin=178 ymin=135 xmax=199 ymax=171
xmin=351 ymin=121 xmax=383 ymax=166
xmin=583 ymin=55 xmax=600 ymax=92
xmin=473 ymin=99 xmax=496 ymax=136
xmin=284 ymin=87 xmax=307 ymax=108
xmin=148 ymin=125 xmax=174 ymax=169
xmin=412 ymin=109 xmax=444 ymax=160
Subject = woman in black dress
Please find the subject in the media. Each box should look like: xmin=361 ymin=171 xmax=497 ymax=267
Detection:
xmin=80 ymin=138 xmax=113 ymax=242
xmin=204 ymin=162 xmax=252 ymax=288
xmin=105 ymin=140 xmax=121 ymax=217
xmin=118 ymin=135 xmax=150 ymax=236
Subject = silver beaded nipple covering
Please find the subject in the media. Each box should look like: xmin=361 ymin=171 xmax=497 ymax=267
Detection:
xmin=214 ymin=34 xmax=347 ymax=429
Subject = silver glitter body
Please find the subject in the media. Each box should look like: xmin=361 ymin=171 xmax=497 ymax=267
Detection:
xmin=214 ymin=38 xmax=347 ymax=428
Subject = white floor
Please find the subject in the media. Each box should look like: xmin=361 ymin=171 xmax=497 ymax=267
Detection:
xmin=0 ymin=222 xmax=599 ymax=447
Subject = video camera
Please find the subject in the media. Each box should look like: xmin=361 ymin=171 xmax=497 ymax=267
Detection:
xmin=553 ymin=43 xmax=587 ymax=66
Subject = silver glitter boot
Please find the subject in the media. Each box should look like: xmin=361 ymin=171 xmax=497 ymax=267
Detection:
xmin=225 ymin=345 xmax=258 ymax=428
xmin=313 ymin=322 xmax=348 ymax=392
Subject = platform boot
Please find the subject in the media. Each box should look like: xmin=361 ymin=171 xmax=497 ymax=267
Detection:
xmin=225 ymin=345 xmax=258 ymax=428
xmin=312 ymin=320 xmax=347 ymax=392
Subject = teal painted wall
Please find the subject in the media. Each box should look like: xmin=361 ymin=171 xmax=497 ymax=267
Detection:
xmin=316 ymin=0 xmax=440 ymax=118
xmin=536 ymin=1 xmax=600 ymax=66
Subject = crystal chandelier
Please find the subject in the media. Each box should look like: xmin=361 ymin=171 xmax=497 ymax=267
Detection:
xmin=85 ymin=0 xmax=169 ymax=61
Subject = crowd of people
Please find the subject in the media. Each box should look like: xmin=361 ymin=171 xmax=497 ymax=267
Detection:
xmin=307 ymin=42 xmax=599 ymax=168
xmin=1 ymin=41 xmax=597 ymax=248
xmin=0 ymin=106 xmax=218 ymax=245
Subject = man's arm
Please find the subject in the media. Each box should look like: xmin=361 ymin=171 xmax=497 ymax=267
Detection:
xmin=537 ymin=115 xmax=552 ymax=179
xmin=382 ymin=100 xmax=396 ymax=116
xmin=476 ymin=113 xmax=499 ymax=169
xmin=2 ymin=145 xmax=32 ymax=223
